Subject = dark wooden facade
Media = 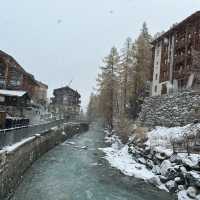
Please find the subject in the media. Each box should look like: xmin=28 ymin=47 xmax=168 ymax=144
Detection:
xmin=51 ymin=86 xmax=81 ymax=120
xmin=0 ymin=50 xmax=48 ymax=104
xmin=152 ymin=11 xmax=200 ymax=96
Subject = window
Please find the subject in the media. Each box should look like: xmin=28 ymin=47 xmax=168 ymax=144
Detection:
xmin=0 ymin=63 xmax=5 ymax=77
xmin=163 ymin=71 xmax=167 ymax=79
xmin=9 ymin=68 xmax=22 ymax=87
xmin=161 ymin=84 xmax=167 ymax=95
xmin=178 ymin=79 xmax=186 ymax=89
xmin=154 ymin=85 xmax=157 ymax=93
xmin=179 ymin=66 xmax=183 ymax=73
xmin=155 ymin=73 xmax=158 ymax=80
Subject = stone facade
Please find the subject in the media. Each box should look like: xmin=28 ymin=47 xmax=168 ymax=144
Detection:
xmin=138 ymin=91 xmax=200 ymax=127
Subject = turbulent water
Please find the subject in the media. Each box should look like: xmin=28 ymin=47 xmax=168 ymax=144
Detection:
xmin=11 ymin=123 xmax=176 ymax=200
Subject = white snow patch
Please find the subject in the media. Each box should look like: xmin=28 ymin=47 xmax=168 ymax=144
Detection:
xmin=100 ymin=145 xmax=154 ymax=180
xmin=179 ymin=154 xmax=200 ymax=168
xmin=51 ymin=126 xmax=58 ymax=131
xmin=146 ymin=126 xmax=188 ymax=149
xmin=178 ymin=190 xmax=193 ymax=200
xmin=0 ymin=89 xmax=27 ymax=97
xmin=4 ymin=137 xmax=35 ymax=152
xmin=62 ymin=131 xmax=66 ymax=136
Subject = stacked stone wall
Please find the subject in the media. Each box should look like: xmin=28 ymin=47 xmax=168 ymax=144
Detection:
xmin=138 ymin=91 xmax=200 ymax=127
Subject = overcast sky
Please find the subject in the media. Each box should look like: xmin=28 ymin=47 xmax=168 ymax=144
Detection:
xmin=0 ymin=0 xmax=200 ymax=109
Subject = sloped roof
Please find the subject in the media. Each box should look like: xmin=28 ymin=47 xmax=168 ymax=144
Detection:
xmin=54 ymin=86 xmax=81 ymax=97
xmin=0 ymin=50 xmax=48 ymax=88
xmin=152 ymin=11 xmax=200 ymax=44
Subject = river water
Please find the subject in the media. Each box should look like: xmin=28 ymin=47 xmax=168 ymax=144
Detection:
xmin=11 ymin=124 xmax=176 ymax=200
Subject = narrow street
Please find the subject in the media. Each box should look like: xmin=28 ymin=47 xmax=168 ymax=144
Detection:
xmin=11 ymin=124 xmax=175 ymax=200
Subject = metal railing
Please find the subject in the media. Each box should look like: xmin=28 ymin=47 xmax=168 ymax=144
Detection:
xmin=0 ymin=119 xmax=65 ymax=149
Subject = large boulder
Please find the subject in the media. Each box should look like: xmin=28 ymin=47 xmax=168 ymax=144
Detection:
xmin=187 ymin=187 xmax=197 ymax=199
xmin=146 ymin=159 xmax=154 ymax=169
xmin=170 ymin=154 xmax=182 ymax=165
xmin=148 ymin=176 xmax=162 ymax=187
xmin=186 ymin=171 xmax=200 ymax=188
xmin=159 ymin=175 xmax=168 ymax=184
xmin=152 ymin=165 xmax=161 ymax=175
xmin=195 ymin=194 xmax=200 ymax=200
xmin=178 ymin=185 xmax=185 ymax=191
xmin=165 ymin=180 xmax=177 ymax=192
xmin=182 ymin=156 xmax=200 ymax=171
xmin=175 ymin=177 xmax=185 ymax=185
xmin=137 ymin=157 xmax=146 ymax=165
xmin=160 ymin=160 xmax=180 ymax=180
xmin=160 ymin=160 xmax=172 ymax=176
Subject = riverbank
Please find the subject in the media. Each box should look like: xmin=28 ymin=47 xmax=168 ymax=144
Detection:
xmin=100 ymin=126 xmax=200 ymax=200
xmin=11 ymin=123 xmax=173 ymax=200
xmin=0 ymin=122 xmax=89 ymax=200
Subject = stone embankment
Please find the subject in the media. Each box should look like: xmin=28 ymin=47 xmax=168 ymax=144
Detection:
xmin=138 ymin=91 xmax=200 ymax=127
xmin=128 ymin=138 xmax=200 ymax=199
xmin=0 ymin=122 xmax=89 ymax=200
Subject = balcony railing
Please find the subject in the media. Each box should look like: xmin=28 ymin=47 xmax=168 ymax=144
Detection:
xmin=0 ymin=119 xmax=64 ymax=149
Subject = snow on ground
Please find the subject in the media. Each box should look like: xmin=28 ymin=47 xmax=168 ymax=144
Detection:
xmin=178 ymin=190 xmax=193 ymax=200
xmin=101 ymin=124 xmax=200 ymax=200
xmin=146 ymin=123 xmax=200 ymax=149
xmin=4 ymin=136 xmax=35 ymax=152
xmin=146 ymin=125 xmax=188 ymax=148
xmin=101 ymin=145 xmax=154 ymax=180
xmin=100 ymin=130 xmax=154 ymax=180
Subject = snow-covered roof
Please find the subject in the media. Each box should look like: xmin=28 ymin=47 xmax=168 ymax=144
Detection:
xmin=0 ymin=89 xmax=27 ymax=97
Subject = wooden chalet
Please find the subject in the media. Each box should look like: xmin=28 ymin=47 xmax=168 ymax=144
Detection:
xmin=151 ymin=11 xmax=200 ymax=96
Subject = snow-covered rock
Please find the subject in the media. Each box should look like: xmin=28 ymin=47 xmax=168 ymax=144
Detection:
xmin=160 ymin=160 xmax=172 ymax=176
xmin=159 ymin=175 xmax=168 ymax=184
xmin=152 ymin=165 xmax=161 ymax=175
xmin=178 ymin=185 xmax=185 ymax=191
xmin=178 ymin=190 xmax=193 ymax=200
xmin=100 ymin=145 xmax=154 ymax=180
xmin=165 ymin=180 xmax=177 ymax=192
xmin=186 ymin=171 xmax=200 ymax=188
xmin=187 ymin=187 xmax=197 ymax=199
xmin=148 ymin=176 xmax=162 ymax=187
xmin=146 ymin=159 xmax=154 ymax=169
xmin=170 ymin=154 xmax=183 ymax=164
xmin=180 ymin=155 xmax=200 ymax=170
xmin=138 ymin=157 xmax=146 ymax=165
xmin=102 ymin=126 xmax=200 ymax=200
xmin=175 ymin=177 xmax=185 ymax=185
xmin=195 ymin=194 xmax=200 ymax=200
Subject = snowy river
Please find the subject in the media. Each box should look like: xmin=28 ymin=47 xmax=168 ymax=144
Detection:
xmin=11 ymin=123 xmax=175 ymax=200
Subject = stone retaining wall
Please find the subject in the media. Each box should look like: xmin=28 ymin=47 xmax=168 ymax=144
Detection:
xmin=138 ymin=91 xmax=200 ymax=127
xmin=0 ymin=122 xmax=89 ymax=200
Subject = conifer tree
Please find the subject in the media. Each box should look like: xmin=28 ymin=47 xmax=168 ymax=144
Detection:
xmin=97 ymin=47 xmax=119 ymax=129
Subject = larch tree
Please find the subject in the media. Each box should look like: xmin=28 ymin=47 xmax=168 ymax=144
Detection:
xmin=130 ymin=22 xmax=152 ymax=118
xmin=97 ymin=47 xmax=119 ymax=130
xmin=118 ymin=37 xmax=135 ymax=116
xmin=87 ymin=92 xmax=99 ymax=122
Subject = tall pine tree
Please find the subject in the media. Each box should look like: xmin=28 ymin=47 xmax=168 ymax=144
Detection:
xmin=97 ymin=47 xmax=119 ymax=129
